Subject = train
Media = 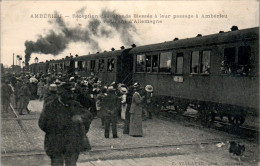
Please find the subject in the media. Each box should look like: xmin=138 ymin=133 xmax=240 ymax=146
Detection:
xmin=29 ymin=26 xmax=259 ymax=126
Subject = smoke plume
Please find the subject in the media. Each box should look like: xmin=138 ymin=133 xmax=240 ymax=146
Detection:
xmin=25 ymin=8 xmax=138 ymax=65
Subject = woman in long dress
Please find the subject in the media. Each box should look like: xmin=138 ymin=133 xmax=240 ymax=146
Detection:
xmin=129 ymin=84 xmax=144 ymax=137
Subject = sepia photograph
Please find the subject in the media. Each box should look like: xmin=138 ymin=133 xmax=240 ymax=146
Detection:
xmin=1 ymin=0 xmax=259 ymax=165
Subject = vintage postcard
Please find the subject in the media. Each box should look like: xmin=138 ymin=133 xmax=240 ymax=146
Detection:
xmin=1 ymin=0 xmax=259 ymax=166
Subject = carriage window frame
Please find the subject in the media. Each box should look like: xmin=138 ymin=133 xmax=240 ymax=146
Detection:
xmin=222 ymin=46 xmax=251 ymax=76
xmin=107 ymin=58 xmax=115 ymax=72
xmin=90 ymin=60 xmax=96 ymax=72
xmin=190 ymin=50 xmax=211 ymax=75
xmin=176 ymin=53 xmax=184 ymax=75
xmin=159 ymin=52 xmax=172 ymax=73
xmin=135 ymin=54 xmax=146 ymax=73
xmin=146 ymin=54 xmax=159 ymax=73
xmin=78 ymin=61 xmax=83 ymax=71
xmin=98 ymin=59 xmax=105 ymax=72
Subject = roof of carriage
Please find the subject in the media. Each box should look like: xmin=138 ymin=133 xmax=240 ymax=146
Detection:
xmin=74 ymin=48 xmax=132 ymax=61
xmin=129 ymin=27 xmax=259 ymax=55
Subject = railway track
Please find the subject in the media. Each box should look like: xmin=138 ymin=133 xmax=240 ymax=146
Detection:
xmin=160 ymin=109 xmax=259 ymax=139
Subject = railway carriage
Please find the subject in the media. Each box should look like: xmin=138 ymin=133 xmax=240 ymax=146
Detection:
xmin=129 ymin=26 xmax=259 ymax=125
xmin=73 ymin=48 xmax=133 ymax=84
xmin=28 ymin=26 xmax=259 ymax=126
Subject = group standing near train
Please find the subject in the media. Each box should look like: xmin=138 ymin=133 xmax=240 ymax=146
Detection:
xmin=1 ymin=26 xmax=259 ymax=165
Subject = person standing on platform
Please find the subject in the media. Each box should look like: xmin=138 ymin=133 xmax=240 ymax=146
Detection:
xmin=144 ymin=85 xmax=154 ymax=119
xmin=101 ymin=86 xmax=119 ymax=138
xmin=37 ymin=79 xmax=44 ymax=101
xmin=18 ymin=81 xmax=31 ymax=115
xmin=39 ymin=83 xmax=93 ymax=166
xmin=120 ymin=87 xmax=128 ymax=120
xmin=1 ymin=79 xmax=12 ymax=113
xmin=129 ymin=83 xmax=145 ymax=137
xmin=123 ymin=86 xmax=133 ymax=134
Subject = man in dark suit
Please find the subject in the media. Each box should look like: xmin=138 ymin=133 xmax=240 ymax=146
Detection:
xmin=101 ymin=86 xmax=119 ymax=138
xmin=39 ymin=83 xmax=93 ymax=166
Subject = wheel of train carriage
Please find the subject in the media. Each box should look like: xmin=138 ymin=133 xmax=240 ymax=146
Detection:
xmin=228 ymin=115 xmax=245 ymax=126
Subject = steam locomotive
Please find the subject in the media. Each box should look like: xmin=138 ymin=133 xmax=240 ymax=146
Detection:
xmin=29 ymin=26 xmax=259 ymax=125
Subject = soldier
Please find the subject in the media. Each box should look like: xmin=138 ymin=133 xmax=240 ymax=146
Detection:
xmin=39 ymin=83 xmax=93 ymax=166
xmin=101 ymin=86 xmax=119 ymax=138
xmin=1 ymin=79 xmax=12 ymax=113
xmin=18 ymin=81 xmax=31 ymax=115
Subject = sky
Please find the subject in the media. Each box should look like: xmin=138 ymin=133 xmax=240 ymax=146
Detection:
xmin=1 ymin=0 xmax=259 ymax=67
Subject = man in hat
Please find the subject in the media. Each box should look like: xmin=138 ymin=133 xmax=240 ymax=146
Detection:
xmin=144 ymin=85 xmax=154 ymax=119
xmin=101 ymin=86 xmax=119 ymax=138
xmin=39 ymin=82 xmax=93 ymax=166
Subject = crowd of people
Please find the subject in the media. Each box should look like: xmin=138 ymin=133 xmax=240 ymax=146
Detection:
xmin=1 ymin=71 xmax=155 ymax=166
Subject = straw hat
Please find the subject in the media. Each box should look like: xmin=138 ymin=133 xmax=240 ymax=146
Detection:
xmin=120 ymin=87 xmax=128 ymax=94
xmin=145 ymin=85 xmax=153 ymax=92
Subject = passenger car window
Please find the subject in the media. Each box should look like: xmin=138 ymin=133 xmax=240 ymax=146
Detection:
xmin=176 ymin=53 xmax=183 ymax=74
xmin=98 ymin=59 xmax=105 ymax=71
xmin=152 ymin=55 xmax=158 ymax=72
xmin=107 ymin=58 xmax=115 ymax=71
xmin=191 ymin=51 xmax=200 ymax=73
xmin=136 ymin=54 xmax=145 ymax=72
xmin=146 ymin=55 xmax=152 ymax=72
xmin=201 ymin=51 xmax=210 ymax=74
xmin=159 ymin=52 xmax=172 ymax=72
xmin=91 ymin=60 xmax=95 ymax=72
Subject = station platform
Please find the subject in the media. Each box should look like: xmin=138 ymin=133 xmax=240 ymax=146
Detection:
xmin=1 ymin=99 xmax=259 ymax=166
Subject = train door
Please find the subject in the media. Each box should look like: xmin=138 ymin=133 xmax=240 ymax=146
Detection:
xmin=117 ymin=49 xmax=134 ymax=85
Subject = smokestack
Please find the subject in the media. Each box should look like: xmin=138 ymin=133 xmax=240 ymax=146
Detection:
xmin=196 ymin=34 xmax=202 ymax=37
xmin=111 ymin=48 xmax=115 ymax=51
xmin=173 ymin=38 xmax=179 ymax=41
xmin=131 ymin=44 xmax=136 ymax=48
xmin=120 ymin=46 xmax=125 ymax=50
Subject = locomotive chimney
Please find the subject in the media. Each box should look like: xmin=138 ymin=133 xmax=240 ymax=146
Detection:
xmin=196 ymin=34 xmax=202 ymax=37
xmin=131 ymin=44 xmax=136 ymax=48
xmin=231 ymin=26 xmax=238 ymax=31
xmin=120 ymin=46 xmax=125 ymax=50
xmin=173 ymin=38 xmax=179 ymax=41
xmin=111 ymin=48 xmax=115 ymax=51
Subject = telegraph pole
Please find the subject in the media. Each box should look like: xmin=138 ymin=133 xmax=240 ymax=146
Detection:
xmin=13 ymin=53 xmax=14 ymax=72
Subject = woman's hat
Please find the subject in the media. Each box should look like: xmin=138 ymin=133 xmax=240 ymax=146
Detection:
xmin=120 ymin=87 xmax=128 ymax=94
xmin=145 ymin=85 xmax=153 ymax=92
